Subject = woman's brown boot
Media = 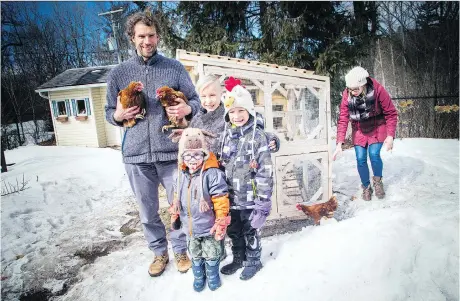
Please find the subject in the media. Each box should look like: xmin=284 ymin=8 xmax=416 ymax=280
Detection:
xmin=362 ymin=184 xmax=373 ymax=201
xmin=373 ymin=176 xmax=385 ymax=199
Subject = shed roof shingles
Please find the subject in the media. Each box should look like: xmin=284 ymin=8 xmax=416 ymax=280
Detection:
xmin=37 ymin=65 xmax=115 ymax=90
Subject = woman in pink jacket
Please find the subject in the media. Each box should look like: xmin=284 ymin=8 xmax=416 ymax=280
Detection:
xmin=332 ymin=67 xmax=398 ymax=201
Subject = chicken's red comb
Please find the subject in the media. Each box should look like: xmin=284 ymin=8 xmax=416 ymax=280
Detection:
xmin=224 ymin=77 xmax=241 ymax=92
xmin=295 ymin=204 xmax=302 ymax=210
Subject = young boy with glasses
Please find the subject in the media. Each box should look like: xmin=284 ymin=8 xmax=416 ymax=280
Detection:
xmin=169 ymin=128 xmax=230 ymax=292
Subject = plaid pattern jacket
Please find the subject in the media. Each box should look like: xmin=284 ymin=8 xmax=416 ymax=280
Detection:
xmin=218 ymin=117 xmax=273 ymax=214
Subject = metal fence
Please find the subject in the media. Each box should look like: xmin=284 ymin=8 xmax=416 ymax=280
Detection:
xmin=394 ymin=96 xmax=459 ymax=139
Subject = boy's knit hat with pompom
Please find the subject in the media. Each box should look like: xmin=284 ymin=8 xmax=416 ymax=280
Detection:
xmin=223 ymin=77 xmax=256 ymax=122
xmin=177 ymin=128 xmax=210 ymax=165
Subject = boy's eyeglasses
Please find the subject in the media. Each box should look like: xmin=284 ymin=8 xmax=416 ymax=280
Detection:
xmin=182 ymin=153 xmax=205 ymax=161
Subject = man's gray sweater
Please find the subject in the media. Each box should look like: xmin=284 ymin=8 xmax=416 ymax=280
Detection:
xmin=105 ymin=53 xmax=200 ymax=164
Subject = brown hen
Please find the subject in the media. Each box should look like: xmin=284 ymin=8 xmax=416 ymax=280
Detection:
xmin=118 ymin=81 xmax=146 ymax=128
xmin=296 ymin=196 xmax=338 ymax=225
xmin=156 ymin=86 xmax=188 ymax=132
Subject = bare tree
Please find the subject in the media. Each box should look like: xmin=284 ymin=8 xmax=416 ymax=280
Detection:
xmin=364 ymin=2 xmax=459 ymax=139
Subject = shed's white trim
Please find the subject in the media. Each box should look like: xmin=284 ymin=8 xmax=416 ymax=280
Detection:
xmin=35 ymin=83 xmax=107 ymax=93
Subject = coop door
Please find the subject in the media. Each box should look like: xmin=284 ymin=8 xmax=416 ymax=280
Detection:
xmin=272 ymin=87 xmax=327 ymax=146
xmin=275 ymin=152 xmax=328 ymax=217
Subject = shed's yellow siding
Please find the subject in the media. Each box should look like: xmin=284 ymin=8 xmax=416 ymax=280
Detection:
xmin=49 ymin=89 xmax=99 ymax=147
xmin=100 ymin=87 xmax=123 ymax=146
xmin=91 ymin=87 xmax=107 ymax=148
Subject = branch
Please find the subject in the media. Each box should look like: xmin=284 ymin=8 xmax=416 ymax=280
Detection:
xmin=1 ymin=42 xmax=23 ymax=51
xmin=1 ymin=174 xmax=30 ymax=196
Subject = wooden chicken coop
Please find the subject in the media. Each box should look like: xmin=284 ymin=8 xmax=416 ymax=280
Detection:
xmin=177 ymin=49 xmax=332 ymax=220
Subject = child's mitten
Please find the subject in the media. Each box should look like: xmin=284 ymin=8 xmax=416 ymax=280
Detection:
xmin=168 ymin=199 xmax=181 ymax=230
xmin=249 ymin=210 xmax=268 ymax=229
xmin=210 ymin=216 xmax=231 ymax=241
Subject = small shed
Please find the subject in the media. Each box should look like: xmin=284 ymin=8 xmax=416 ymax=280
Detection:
xmin=177 ymin=50 xmax=332 ymax=219
xmin=35 ymin=65 xmax=121 ymax=148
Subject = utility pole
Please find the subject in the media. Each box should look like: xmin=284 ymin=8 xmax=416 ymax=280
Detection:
xmin=98 ymin=8 xmax=124 ymax=64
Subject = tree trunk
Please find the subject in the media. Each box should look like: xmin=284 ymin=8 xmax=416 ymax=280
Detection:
xmin=15 ymin=120 xmax=21 ymax=145
xmin=1 ymin=148 xmax=7 ymax=173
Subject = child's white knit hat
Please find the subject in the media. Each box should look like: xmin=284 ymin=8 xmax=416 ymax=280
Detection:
xmin=345 ymin=66 xmax=369 ymax=88
xmin=222 ymin=77 xmax=256 ymax=122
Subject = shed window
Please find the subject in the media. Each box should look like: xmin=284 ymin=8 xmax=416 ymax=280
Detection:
xmin=76 ymin=99 xmax=87 ymax=115
xmin=57 ymin=101 xmax=67 ymax=116
xmin=71 ymin=98 xmax=92 ymax=117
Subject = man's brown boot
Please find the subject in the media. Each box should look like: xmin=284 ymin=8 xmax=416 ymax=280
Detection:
xmin=174 ymin=253 xmax=192 ymax=273
xmin=148 ymin=253 xmax=169 ymax=277
xmin=373 ymin=176 xmax=385 ymax=199
xmin=362 ymin=184 xmax=373 ymax=201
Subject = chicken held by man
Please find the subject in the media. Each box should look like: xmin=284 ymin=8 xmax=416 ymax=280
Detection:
xmin=156 ymin=86 xmax=189 ymax=132
xmin=118 ymin=81 xmax=146 ymax=128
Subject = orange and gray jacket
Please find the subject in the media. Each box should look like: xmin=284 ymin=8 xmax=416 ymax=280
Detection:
xmin=175 ymin=152 xmax=230 ymax=238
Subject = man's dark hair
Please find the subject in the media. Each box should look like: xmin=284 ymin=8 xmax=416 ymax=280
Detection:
xmin=125 ymin=10 xmax=161 ymax=41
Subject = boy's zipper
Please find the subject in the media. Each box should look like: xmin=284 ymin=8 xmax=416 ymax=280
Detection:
xmin=186 ymin=177 xmax=193 ymax=237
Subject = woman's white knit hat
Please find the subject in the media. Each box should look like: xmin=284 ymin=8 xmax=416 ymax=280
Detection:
xmin=222 ymin=77 xmax=255 ymax=122
xmin=345 ymin=66 xmax=369 ymax=88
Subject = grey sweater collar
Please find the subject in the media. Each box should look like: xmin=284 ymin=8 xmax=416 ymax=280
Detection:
xmin=133 ymin=51 xmax=162 ymax=66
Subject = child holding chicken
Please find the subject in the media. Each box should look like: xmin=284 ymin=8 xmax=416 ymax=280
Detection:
xmin=170 ymin=128 xmax=230 ymax=292
xmin=217 ymin=77 xmax=274 ymax=281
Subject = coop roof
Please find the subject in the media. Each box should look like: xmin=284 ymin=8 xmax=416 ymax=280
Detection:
xmin=176 ymin=49 xmax=318 ymax=78
xmin=36 ymin=65 xmax=116 ymax=91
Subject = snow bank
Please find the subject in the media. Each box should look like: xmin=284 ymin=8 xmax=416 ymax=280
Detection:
xmin=1 ymin=139 xmax=458 ymax=301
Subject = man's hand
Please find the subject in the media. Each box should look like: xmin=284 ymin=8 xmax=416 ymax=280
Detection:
xmin=166 ymin=98 xmax=192 ymax=120
xmin=332 ymin=143 xmax=343 ymax=161
xmin=384 ymin=136 xmax=394 ymax=151
xmin=113 ymin=96 xmax=140 ymax=122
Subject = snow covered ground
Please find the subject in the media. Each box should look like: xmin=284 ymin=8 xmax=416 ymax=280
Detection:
xmin=1 ymin=138 xmax=459 ymax=301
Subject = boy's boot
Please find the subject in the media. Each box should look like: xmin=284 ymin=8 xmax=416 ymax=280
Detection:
xmin=191 ymin=259 xmax=206 ymax=292
xmin=240 ymin=260 xmax=263 ymax=281
xmin=362 ymin=184 xmax=373 ymax=201
xmin=220 ymin=252 xmax=244 ymax=275
xmin=373 ymin=176 xmax=385 ymax=199
xmin=205 ymin=259 xmax=221 ymax=291
xmin=148 ymin=253 xmax=169 ymax=277
xmin=174 ymin=252 xmax=192 ymax=273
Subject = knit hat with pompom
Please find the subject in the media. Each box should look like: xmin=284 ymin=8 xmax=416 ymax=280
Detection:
xmin=222 ymin=77 xmax=255 ymax=122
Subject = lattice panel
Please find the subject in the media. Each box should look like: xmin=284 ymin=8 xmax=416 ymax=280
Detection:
xmin=275 ymin=152 xmax=328 ymax=215
xmin=271 ymin=86 xmax=324 ymax=142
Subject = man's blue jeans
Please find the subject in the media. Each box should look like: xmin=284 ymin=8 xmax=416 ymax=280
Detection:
xmin=354 ymin=143 xmax=383 ymax=188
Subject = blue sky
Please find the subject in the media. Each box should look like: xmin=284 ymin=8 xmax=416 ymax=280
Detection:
xmin=37 ymin=1 xmax=112 ymax=16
